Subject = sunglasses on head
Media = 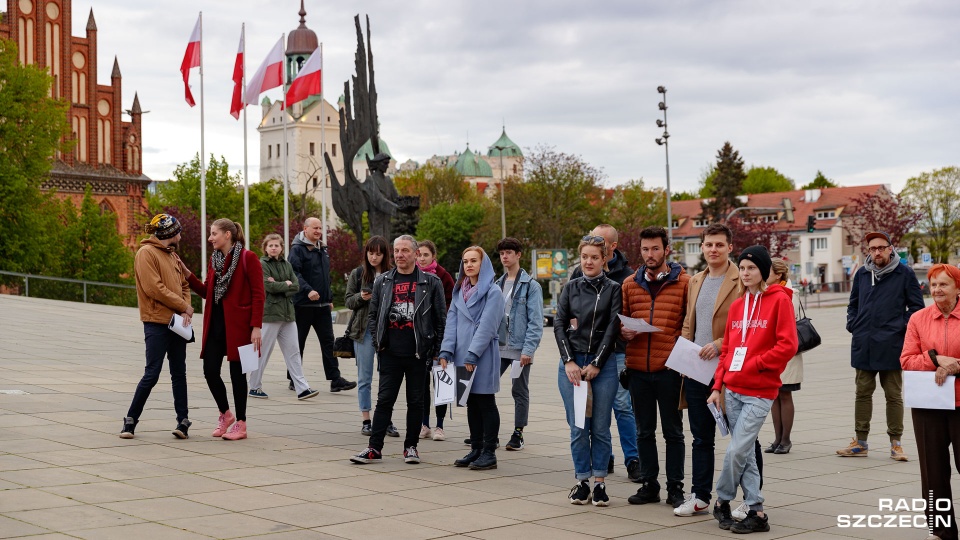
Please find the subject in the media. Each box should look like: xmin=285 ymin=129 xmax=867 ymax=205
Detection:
xmin=581 ymin=235 xmax=605 ymax=245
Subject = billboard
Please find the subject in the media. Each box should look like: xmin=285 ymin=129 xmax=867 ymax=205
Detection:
xmin=533 ymin=249 xmax=568 ymax=280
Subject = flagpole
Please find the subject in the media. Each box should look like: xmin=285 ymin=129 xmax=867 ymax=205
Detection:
xmin=241 ymin=23 xmax=249 ymax=249
xmin=199 ymin=11 xmax=207 ymax=280
xmin=320 ymin=42 xmax=327 ymax=245
xmin=282 ymin=33 xmax=289 ymax=255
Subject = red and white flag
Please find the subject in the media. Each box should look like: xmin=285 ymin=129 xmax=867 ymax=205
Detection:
xmin=244 ymin=37 xmax=284 ymax=107
xmin=285 ymin=47 xmax=321 ymax=109
xmin=180 ymin=15 xmax=201 ymax=107
xmin=229 ymin=27 xmax=244 ymax=119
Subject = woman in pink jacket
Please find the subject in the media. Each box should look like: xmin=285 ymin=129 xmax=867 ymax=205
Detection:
xmin=901 ymin=263 xmax=960 ymax=540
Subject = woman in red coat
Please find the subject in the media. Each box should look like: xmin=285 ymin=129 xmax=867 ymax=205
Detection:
xmin=181 ymin=219 xmax=265 ymax=440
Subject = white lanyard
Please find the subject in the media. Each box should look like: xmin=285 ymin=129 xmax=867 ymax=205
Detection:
xmin=740 ymin=292 xmax=761 ymax=344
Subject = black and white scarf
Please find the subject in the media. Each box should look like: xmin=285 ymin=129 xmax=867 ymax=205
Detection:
xmin=212 ymin=242 xmax=242 ymax=304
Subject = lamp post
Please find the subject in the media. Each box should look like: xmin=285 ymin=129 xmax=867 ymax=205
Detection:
xmin=493 ymin=145 xmax=508 ymax=238
xmin=655 ymin=86 xmax=672 ymax=246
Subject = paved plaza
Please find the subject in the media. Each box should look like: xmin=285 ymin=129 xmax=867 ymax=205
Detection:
xmin=0 ymin=294 xmax=949 ymax=539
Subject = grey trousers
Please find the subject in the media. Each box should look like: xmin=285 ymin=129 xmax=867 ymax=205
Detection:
xmin=499 ymin=357 xmax=531 ymax=428
xmin=248 ymin=321 xmax=311 ymax=394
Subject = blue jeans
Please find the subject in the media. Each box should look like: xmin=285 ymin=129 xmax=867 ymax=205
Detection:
xmin=610 ymin=352 xmax=638 ymax=464
xmin=685 ymin=377 xmax=716 ymax=502
xmin=127 ymin=322 xmax=188 ymax=422
xmin=558 ymin=353 xmax=618 ymax=480
xmin=354 ymin=329 xmax=375 ymax=412
xmin=715 ymin=390 xmax=772 ymax=510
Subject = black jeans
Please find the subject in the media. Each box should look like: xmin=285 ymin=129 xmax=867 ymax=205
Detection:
xmin=295 ymin=305 xmax=339 ymax=381
xmin=422 ymin=370 xmax=448 ymax=428
xmin=630 ymin=369 xmax=685 ymax=489
xmin=369 ymin=351 xmax=424 ymax=451
xmin=127 ymin=322 xmax=189 ymax=422
xmin=203 ymin=310 xmax=247 ymax=421
xmin=685 ymin=377 xmax=715 ymax=502
xmin=467 ymin=393 xmax=500 ymax=452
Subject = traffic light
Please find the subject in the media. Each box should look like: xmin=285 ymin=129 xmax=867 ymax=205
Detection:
xmin=806 ymin=215 xmax=816 ymax=233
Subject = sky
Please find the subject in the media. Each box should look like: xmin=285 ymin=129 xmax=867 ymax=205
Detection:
xmin=65 ymin=0 xmax=959 ymax=194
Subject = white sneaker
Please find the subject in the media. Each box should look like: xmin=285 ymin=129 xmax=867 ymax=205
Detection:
xmin=419 ymin=425 xmax=432 ymax=439
xmin=732 ymin=501 xmax=749 ymax=521
xmin=673 ymin=494 xmax=710 ymax=516
xmin=432 ymin=427 xmax=446 ymax=441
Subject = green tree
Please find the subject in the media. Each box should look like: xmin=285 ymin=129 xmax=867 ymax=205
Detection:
xmin=701 ymin=142 xmax=746 ymax=222
xmin=698 ymin=165 xmax=718 ymax=198
xmin=742 ymin=166 xmax=795 ymax=194
xmin=0 ymin=38 xmax=69 ymax=274
xmin=605 ymin=179 xmax=667 ymax=234
xmin=416 ymin=201 xmax=486 ymax=271
xmin=801 ymin=170 xmax=839 ymax=190
xmin=671 ymin=190 xmax=699 ymax=201
xmin=903 ymin=167 xmax=960 ymax=263
xmin=394 ymin=164 xmax=475 ymax=212
xmin=147 ymin=154 xmax=243 ymax=223
xmin=57 ymin=186 xmax=133 ymax=283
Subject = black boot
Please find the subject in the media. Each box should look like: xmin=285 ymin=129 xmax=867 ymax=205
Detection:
xmin=455 ymin=448 xmax=482 ymax=467
xmin=469 ymin=449 xmax=497 ymax=470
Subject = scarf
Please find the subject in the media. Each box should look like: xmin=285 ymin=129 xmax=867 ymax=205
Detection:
xmin=462 ymin=279 xmax=477 ymax=303
xmin=864 ymin=251 xmax=900 ymax=286
xmin=419 ymin=260 xmax=438 ymax=274
xmin=212 ymin=242 xmax=242 ymax=304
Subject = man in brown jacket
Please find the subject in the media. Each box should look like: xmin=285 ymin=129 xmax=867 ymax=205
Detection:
xmin=674 ymin=223 xmax=741 ymax=517
xmin=120 ymin=214 xmax=194 ymax=440
xmin=623 ymin=226 xmax=690 ymax=508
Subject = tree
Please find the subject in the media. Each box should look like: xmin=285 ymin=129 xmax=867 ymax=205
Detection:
xmin=58 ymin=186 xmax=133 ymax=283
xmin=0 ymin=37 xmax=69 ymax=274
xmin=416 ymin=201 xmax=486 ymax=272
xmin=605 ymin=179 xmax=667 ymax=234
xmin=701 ymin=142 xmax=746 ymax=222
xmin=727 ymin=216 xmax=796 ymax=259
xmin=742 ymin=166 xmax=795 ymax=194
xmin=844 ymin=188 xmax=920 ymax=250
xmin=393 ymin=164 xmax=475 ymax=212
xmin=148 ymin=154 xmax=243 ymax=220
xmin=671 ymin=191 xmax=699 ymax=201
xmin=903 ymin=167 xmax=960 ymax=263
xmin=326 ymin=226 xmax=363 ymax=305
xmin=801 ymin=170 xmax=839 ymax=190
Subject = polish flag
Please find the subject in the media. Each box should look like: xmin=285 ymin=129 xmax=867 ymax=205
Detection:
xmin=229 ymin=28 xmax=244 ymax=119
xmin=180 ymin=15 xmax=201 ymax=107
xmin=244 ymin=37 xmax=284 ymax=106
xmin=285 ymin=47 xmax=321 ymax=109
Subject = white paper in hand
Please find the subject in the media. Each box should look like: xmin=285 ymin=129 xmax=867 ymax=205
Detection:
xmin=433 ymin=364 xmax=456 ymax=406
xmin=238 ymin=344 xmax=260 ymax=374
xmin=510 ymin=359 xmax=523 ymax=379
xmin=708 ymin=402 xmax=730 ymax=437
xmin=458 ymin=370 xmax=476 ymax=407
xmin=904 ymin=371 xmax=956 ymax=410
xmin=665 ymin=337 xmax=718 ymax=386
xmin=168 ymin=314 xmax=193 ymax=341
xmin=573 ymin=381 xmax=589 ymax=429
xmin=618 ymin=314 xmax=662 ymax=333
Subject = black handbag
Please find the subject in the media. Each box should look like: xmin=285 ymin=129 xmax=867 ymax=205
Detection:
xmin=333 ymin=311 xmax=356 ymax=358
xmin=795 ymin=296 xmax=821 ymax=353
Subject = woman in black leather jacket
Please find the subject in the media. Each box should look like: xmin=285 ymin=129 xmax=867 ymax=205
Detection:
xmin=554 ymin=235 xmax=622 ymax=507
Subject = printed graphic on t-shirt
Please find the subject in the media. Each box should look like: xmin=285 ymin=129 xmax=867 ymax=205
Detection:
xmin=389 ymin=280 xmax=416 ymax=330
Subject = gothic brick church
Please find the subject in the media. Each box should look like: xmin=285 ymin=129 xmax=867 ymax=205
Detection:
xmin=0 ymin=0 xmax=148 ymax=246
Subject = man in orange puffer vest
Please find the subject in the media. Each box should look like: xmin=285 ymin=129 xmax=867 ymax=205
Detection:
xmin=622 ymin=226 xmax=690 ymax=509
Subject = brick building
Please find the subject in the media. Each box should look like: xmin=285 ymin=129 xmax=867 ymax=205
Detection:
xmin=0 ymin=0 xmax=148 ymax=246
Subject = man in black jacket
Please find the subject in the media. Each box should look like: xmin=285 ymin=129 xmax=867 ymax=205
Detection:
xmin=351 ymin=235 xmax=447 ymax=465
xmin=289 ymin=218 xmax=356 ymax=393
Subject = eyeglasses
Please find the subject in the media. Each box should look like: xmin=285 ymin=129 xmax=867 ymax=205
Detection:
xmin=581 ymin=235 xmax=605 ymax=245
xmin=867 ymin=245 xmax=891 ymax=253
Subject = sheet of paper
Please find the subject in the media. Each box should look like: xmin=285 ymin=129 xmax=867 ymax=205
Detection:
xmin=573 ymin=381 xmax=589 ymax=429
xmin=238 ymin=344 xmax=260 ymax=374
xmin=707 ymin=401 xmax=730 ymax=437
xmin=458 ymin=369 xmax=476 ymax=407
xmin=433 ymin=364 xmax=456 ymax=406
xmin=168 ymin=314 xmax=193 ymax=341
xmin=904 ymin=371 xmax=956 ymax=410
xmin=664 ymin=337 xmax=718 ymax=386
xmin=618 ymin=314 xmax=662 ymax=333
xmin=510 ymin=359 xmax=522 ymax=379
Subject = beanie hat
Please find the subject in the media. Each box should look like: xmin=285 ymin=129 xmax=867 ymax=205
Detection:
xmin=145 ymin=214 xmax=182 ymax=240
xmin=738 ymin=245 xmax=772 ymax=281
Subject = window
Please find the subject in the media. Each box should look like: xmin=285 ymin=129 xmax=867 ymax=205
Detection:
xmin=268 ymin=146 xmax=272 ymax=159
xmin=816 ymin=210 xmax=836 ymax=219
xmin=332 ymin=144 xmax=337 ymax=157
xmin=312 ymin=177 xmax=318 ymax=189
xmin=814 ymin=238 xmax=828 ymax=251
xmin=276 ymin=144 xmax=280 ymax=157
xmin=671 ymin=220 xmax=679 ymax=229
xmin=694 ymin=218 xmax=709 ymax=227
xmin=309 ymin=142 xmax=315 ymax=156
xmin=686 ymin=242 xmax=699 ymax=254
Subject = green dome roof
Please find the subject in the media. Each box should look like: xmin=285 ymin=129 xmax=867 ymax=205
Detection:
xmin=454 ymin=145 xmax=493 ymax=177
xmin=487 ymin=128 xmax=522 ymax=158
xmin=354 ymin=138 xmax=392 ymax=161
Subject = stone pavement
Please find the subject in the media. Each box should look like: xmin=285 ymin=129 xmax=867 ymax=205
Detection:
xmin=0 ymin=295 xmax=949 ymax=539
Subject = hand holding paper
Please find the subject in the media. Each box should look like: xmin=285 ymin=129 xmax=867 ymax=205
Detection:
xmin=573 ymin=381 xmax=588 ymax=428
xmin=238 ymin=344 xmax=260 ymax=374
xmin=618 ymin=314 xmax=662 ymax=333
xmin=904 ymin=370 xmax=956 ymax=410
xmin=665 ymin=337 xmax=718 ymax=386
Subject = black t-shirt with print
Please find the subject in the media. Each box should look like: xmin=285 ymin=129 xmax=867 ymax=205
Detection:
xmin=386 ymin=271 xmax=417 ymax=356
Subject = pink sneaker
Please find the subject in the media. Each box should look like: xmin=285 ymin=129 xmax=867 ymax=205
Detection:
xmin=212 ymin=410 xmax=235 ymax=437
xmin=222 ymin=420 xmax=247 ymax=440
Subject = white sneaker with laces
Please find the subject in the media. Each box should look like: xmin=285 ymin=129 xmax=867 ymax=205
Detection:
xmin=674 ymin=494 xmax=710 ymax=516
xmin=432 ymin=427 xmax=445 ymax=441
xmin=732 ymin=501 xmax=749 ymax=521
xmin=419 ymin=425 xmax=432 ymax=439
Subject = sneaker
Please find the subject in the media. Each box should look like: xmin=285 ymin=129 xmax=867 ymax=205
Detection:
xmin=297 ymin=388 xmax=320 ymax=400
xmin=568 ymin=480 xmax=591 ymax=505
xmin=403 ymin=446 xmax=421 ymax=464
xmin=248 ymin=388 xmax=268 ymax=399
xmin=608 ymin=455 xmax=615 ymax=474
xmin=714 ymin=501 xmax=735 ymax=530
xmin=350 ymin=447 xmax=382 ymax=464
xmin=628 ymin=481 xmax=661 ymax=505
xmin=732 ymin=501 xmax=749 ymax=521
xmin=890 ymin=441 xmax=908 ymax=461
xmin=331 ymin=377 xmax=357 ymax=392
xmin=626 ymin=458 xmax=641 ymax=482
xmin=505 ymin=429 xmax=524 ymax=451
xmin=592 ymin=482 xmax=610 ymax=507
xmin=361 ymin=422 xmax=373 ymax=436
xmin=222 ymin=420 xmax=247 ymax=440
xmin=172 ymin=419 xmax=191 ymax=439
xmin=836 ymin=437 xmax=868 ymax=457
xmin=666 ymin=486 xmax=685 ymax=508
xmin=432 ymin=427 xmax=446 ymax=441
xmin=674 ymin=494 xmax=710 ymax=516
xmin=730 ymin=510 xmax=770 ymax=533
xmin=420 ymin=425 xmax=433 ymax=439
xmin=386 ymin=424 xmax=400 ymax=437
xmin=212 ymin=410 xmax=235 ymax=437
xmin=119 ymin=417 xmax=136 ymax=439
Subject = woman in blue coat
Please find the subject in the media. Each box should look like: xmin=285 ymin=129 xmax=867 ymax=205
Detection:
xmin=439 ymin=246 xmax=505 ymax=471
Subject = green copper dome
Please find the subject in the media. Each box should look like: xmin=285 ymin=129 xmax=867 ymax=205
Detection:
xmin=354 ymin=138 xmax=392 ymax=161
xmin=454 ymin=145 xmax=493 ymax=177
xmin=487 ymin=128 xmax=522 ymax=158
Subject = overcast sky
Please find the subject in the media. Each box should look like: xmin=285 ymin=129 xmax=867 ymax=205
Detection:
xmin=69 ymin=0 xmax=958 ymax=194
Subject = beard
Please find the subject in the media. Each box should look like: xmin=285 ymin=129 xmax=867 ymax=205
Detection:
xmin=645 ymin=256 xmax=665 ymax=270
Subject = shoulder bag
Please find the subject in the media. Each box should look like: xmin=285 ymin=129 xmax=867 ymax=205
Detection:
xmin=796 ymin=295 xmax=821 ymax=353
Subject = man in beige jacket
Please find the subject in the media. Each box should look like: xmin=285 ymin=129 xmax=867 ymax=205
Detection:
xmin=120 ymin=214 xmax=194 ymax=440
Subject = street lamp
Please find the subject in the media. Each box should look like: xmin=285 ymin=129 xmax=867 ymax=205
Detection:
xmin=655 ymin=86 xmax=672 ymax=246
xmin=493 ymin=145 xmax=508 ymax=238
